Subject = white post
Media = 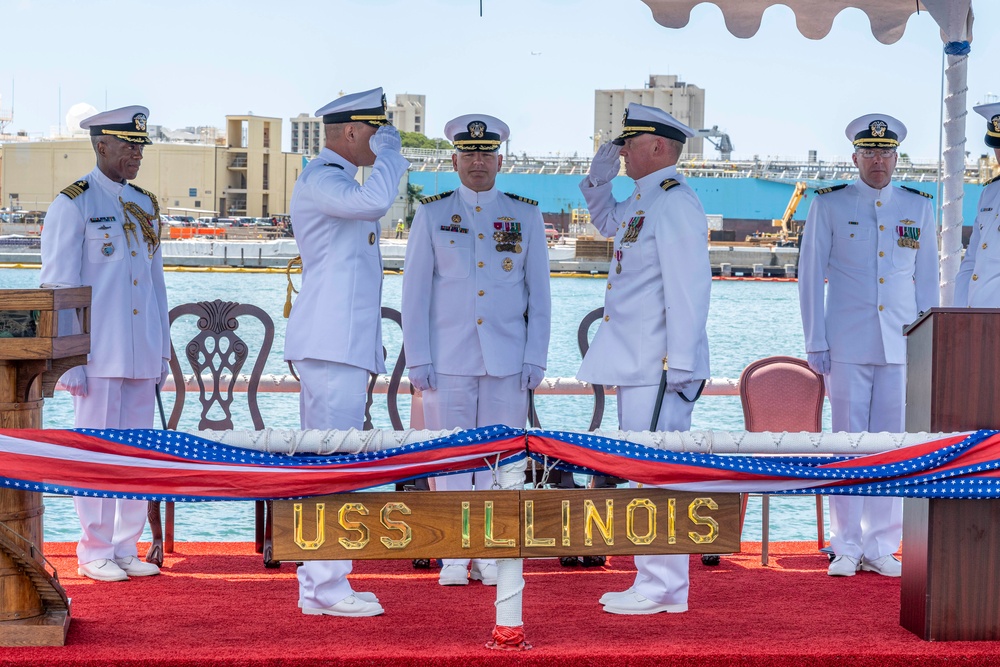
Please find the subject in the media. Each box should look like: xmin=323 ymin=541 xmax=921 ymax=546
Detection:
xmin=486 ymin=456 xmax=530 ymax=651
xmin=939 ymin=49 xmax=969 ymax=307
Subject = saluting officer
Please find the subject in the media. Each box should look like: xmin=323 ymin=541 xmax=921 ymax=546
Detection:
xmin=577 ymin=104 xmax=711 ymax=615
xmin=40 ymin=106 xmax=169 ymax=582
xmin=955 ymin=102 xmax=1000 ymax=307
xmin=284 ymin=87 xmax=409 ymax=617
xmin=401 ymin=114 xmax=551 ymax=587
xmin=799 ymin=114 xmax=938 ymax=577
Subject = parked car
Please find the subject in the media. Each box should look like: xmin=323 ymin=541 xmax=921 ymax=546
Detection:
xmin=544 ymin=222 xmax=561 ymax=242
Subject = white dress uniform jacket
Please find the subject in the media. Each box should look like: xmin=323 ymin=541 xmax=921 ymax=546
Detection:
xmin=402 ymin=185 xmax=551 ymax=377
xmin=955 ymin=177 xmax=1000 ymax=307
xmin=284 ymin=147 xmax=409 ymax=373
xmin=799 ymin=180 xmax=939 ymax=364
xmin=40 ymin=166 xmax=170 ymax=378
xmin=576 ymin=165 xmax=711 ymax=385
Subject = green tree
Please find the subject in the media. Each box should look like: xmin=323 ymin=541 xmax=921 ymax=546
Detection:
xmin=400 ymin=131 xmax=452 ymax=151
xmin=405 ymin=182 xmax=424 ymax=224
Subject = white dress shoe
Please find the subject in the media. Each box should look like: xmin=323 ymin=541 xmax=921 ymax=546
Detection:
xmin=301 ymin=594 xmax=384 ymax=617
xmin=602 ymin=591 xmax=688 ymax=615
xmin=78 ymin=558 xmax=129 ymax=582
xmin=114 ymin=555 xmax=161 ymax=577
xmin=599 ymin=587 xmax=636 ymax=606
xmin=861 ymin=554 xmax=901 ymax=577
xmin=299 ymin=591 xmax=378 ymax=607
xmin=470 ymin=562 xmax=497 ymax=586
xmin=438 ymin=563 xmax=469 ymax=586
xmin=827 ymin=554 xmax=861 ymax=577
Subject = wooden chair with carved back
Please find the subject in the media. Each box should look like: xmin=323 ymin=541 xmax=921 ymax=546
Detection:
xmin=144 ymin=299 xmax=276 ymax=568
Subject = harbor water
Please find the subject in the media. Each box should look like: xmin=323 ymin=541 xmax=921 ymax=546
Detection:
xmin=1 ymin=267 xmax=831 ymax=545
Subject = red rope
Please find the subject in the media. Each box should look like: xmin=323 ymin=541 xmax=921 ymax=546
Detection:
xmin=485 ymin=624 xmax=532 ymax=651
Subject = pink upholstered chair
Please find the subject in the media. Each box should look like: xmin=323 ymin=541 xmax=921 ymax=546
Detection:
xmin=739 ymin=355 xmax=826 ymax=565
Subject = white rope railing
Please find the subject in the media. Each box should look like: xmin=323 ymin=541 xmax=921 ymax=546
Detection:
xmin=86 ymin=374 xmax=742 ymax=397
xmin=193 ymin=428 xmax=957 ymax=457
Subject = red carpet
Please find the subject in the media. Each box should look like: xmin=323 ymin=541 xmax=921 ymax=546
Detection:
xmin=3 ymin=542 xmax=999 ymax=667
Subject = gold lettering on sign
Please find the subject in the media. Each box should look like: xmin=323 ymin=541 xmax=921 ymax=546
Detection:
xmin=485 ymin=501 xmax=516 ymax=547
xmin=584 ymin=499 xmax=614 ymax=546
xmin=688 ymin=498 xmax=719 ymax=544
xmin=293 ymin=502 xmax=326 ymax=550
xmin=667 ymin=497 xmax=677 ymax=545
xmin=524 ymin=500 xmax=556 ymax=547
xmin=561 ymin=500 xmax=571 ymax=546
xmin=338 ymin=503 xmax=370 ymax=549
xmin=462 ymin=501 xmax=471 ymax=548
xmin=626 ymin=498 xmax=656 ymax=545
xmin=380 ymin=502 xmax=412 ymax=549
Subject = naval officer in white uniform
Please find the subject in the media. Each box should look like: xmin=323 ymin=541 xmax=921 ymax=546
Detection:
xmin=955 ymin=102 xmax=1000 ymax=307
xmin=284 ymin=88 xmax=409 ymax=616
xmin=578 ymin=104 xmax=711 ymax=614
xmin=40 ymin=106 xmax=168 ymax=582
xmin=799 ymin=114 xmax=938 ymax=577
xmin=402 ymin=114 xmax=551 ymax=587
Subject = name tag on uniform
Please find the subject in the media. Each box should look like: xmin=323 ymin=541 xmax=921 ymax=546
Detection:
xmin=847 ymin=220 xmax=859 ymax=225
xmin=89 ymin=216 xmax=116 ymax=223
xmin=440 ymin=225 xmax=468 ymax=234
xmin=981 ymin=207 xmax=993 ymax=212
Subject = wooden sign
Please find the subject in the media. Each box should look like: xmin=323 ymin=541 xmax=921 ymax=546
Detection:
xmin=272 ymin=489 xmax=740 ymax=562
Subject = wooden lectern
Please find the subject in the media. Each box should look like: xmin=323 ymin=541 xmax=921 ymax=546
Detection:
xmin=901 ymin=308 xmax=1000 ymax=641
xmin=0 ymin=287 xmax=91 ymax=646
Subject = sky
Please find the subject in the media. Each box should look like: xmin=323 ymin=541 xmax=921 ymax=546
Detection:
xmin=1 ymin=0 xmax=996 ymax=163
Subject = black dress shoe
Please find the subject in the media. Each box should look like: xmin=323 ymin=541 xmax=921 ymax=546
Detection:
xmin=582 ymin=555 xmax=606 ymax=567
xmin=412 ymin=559 xmax=431 ymax=569
xmin=560 ymin=556 xmax=581 ymax=567
xmin=701 ymin=554 xmax=721 ymax=566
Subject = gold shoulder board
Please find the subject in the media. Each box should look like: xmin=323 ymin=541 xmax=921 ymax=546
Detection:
xmin=60 ymin=180 xmax=89 ymax=200
xmin=504 ymin=192 xmax=538 ymax=206
xmin=419 ymin=190 xmax=454 ymax=205
xmin=660 ymin=178 xmax=680 ymax=191
xmin=815 ymin=184 xmax=849 ymax=195
xmin=986 ymin=174 xmax=1000 ymax=187
xmin=900 ymin=185 xmax=933 ymax=199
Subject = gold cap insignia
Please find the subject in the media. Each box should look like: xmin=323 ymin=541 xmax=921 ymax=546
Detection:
xmin=621 ymin=108 xmax=629 ymax=127
xmin=451 ymin=214 xmax=461 ymax=223
xmin=381 ymin=93 xmax=387 ymax=111
xmin=469 ymin=121 xmax=486 ymax=139
xmin=992 ymin=115 xmax=1000 ymax=133
xmin=869 ymin=120 xmax=887 ymax=138
xmin=134 ymin=113 xmax=147 ymax=132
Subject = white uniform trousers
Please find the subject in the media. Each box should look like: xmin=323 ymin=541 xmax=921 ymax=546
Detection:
xmin=618 ymin=384 xmax=695 ymax=606
xmin=72 ymin=377 xmax=155 ymax=564
xmin=827 ymin=361 xmax=905 ymax=561
xmin=293 ymin=359 xmax=369 ymax=607
xmin=424 ymin=373 xmax=528 ymax=569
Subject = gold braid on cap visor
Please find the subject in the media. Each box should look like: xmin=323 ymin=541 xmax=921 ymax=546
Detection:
xmin=852 ymin=138 xmax=900 ymax=147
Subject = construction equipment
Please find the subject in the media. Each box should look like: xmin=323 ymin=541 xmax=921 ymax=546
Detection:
xmin=746 ymin=181 xmax=807 ymax=247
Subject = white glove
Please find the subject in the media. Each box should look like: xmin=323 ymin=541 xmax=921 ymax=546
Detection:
xmin=369 ymin=125 xmax=402 ymax=156
xmin=587 ymin=142 xmax=622 ymax=186
xmin=520 ymin=363 xmax=545 ymax=391
xmin=408 ymin=364 xmax=437 ymax=392
xmin=807 ymin=351 xmax=831 ymax=375
xmin=159 ymin=358 xmax=171 ymax=388
xmin=666 ymin=368 xmax=694 ymax=393
xmin=61 ymin=366 xmax=88 ymax=397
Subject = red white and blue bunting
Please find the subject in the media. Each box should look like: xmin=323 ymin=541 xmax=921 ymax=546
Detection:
xmin=2 ymin=427 xmax=1000 ymax=502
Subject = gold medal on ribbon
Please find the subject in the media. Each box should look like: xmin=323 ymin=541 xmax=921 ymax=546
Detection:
xmin=514 ymin=243 xmax=522 ymax=254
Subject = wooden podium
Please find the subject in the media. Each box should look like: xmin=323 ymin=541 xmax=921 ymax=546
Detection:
xmin=901 ymin=308 xmax=1000 ymax=641
xmin=0 ymin=287 xmax=91 ymax=646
